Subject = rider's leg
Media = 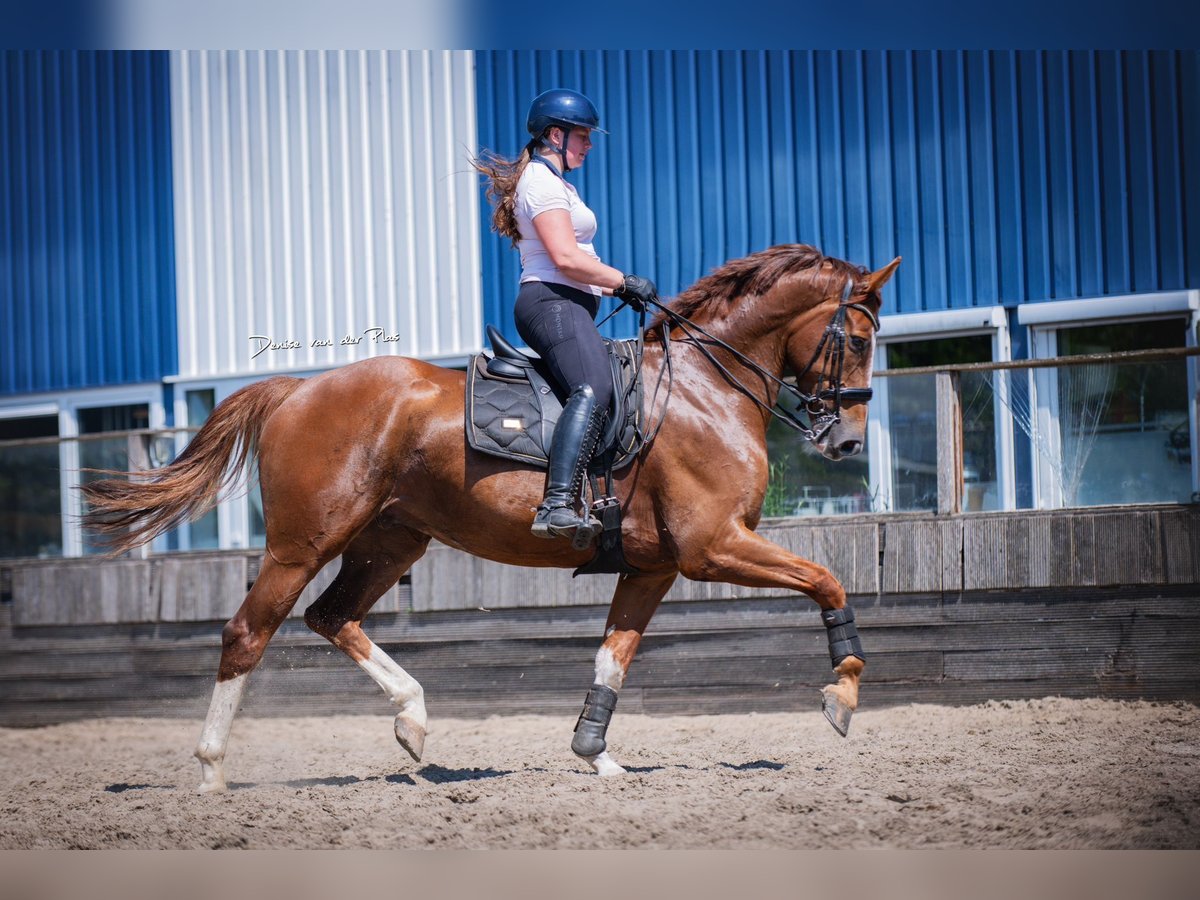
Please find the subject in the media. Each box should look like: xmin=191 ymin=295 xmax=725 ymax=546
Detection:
xmin=531 ymin=384 xmax=606 ymax=538
xmin=514 ymin=282 xmax=614 ymax=539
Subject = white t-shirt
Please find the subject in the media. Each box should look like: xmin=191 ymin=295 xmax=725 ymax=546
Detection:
xmin=515 ymin=159 xmax=603 ymax=297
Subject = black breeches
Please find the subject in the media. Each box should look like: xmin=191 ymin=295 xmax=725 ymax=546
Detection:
xmin=514 ymin=281 xmax=614 ymax=413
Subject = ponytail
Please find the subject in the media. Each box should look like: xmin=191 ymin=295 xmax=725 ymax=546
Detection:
xmin=471 ymin=142 xmax=536 ymax=247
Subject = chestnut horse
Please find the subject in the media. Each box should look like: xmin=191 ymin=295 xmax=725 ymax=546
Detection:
xmin=84 ymin=244 xmax=898 ymax=791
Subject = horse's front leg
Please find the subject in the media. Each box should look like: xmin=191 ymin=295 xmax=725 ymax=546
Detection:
xmin=572 ymin=570 xmax=678 ymax=775
xmin=679 ymin=523 xmax=865 ymax=736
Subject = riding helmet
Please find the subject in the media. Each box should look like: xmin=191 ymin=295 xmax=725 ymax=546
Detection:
xmin=526 ymin=88 xmax=607 ymax=137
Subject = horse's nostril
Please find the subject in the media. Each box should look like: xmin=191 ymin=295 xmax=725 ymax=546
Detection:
xmin=838 ymin=440 xmax=862 ymax=456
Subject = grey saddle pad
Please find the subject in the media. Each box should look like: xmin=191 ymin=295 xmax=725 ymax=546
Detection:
xmin=465 ymin=339 xmax=643 ymax=471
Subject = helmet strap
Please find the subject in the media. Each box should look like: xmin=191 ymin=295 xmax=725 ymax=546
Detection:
xmin=537 ymin=127 xmax=571 ymax=173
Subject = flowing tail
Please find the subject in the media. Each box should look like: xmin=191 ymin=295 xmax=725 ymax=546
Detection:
xmin=81 ymin=376 xmax=304 ymax=556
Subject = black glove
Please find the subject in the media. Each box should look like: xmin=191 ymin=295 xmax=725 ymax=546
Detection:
xmin=614 ymin=274 xmax=657 ymax=313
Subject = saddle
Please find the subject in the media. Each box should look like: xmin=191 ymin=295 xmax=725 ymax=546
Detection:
xmin=466 ymin=325 xmax=645 ymax=576
xmin=466 ymin=325 xmax=643 ymax=474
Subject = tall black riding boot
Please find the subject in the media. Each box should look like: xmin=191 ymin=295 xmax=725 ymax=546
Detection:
xmin=532 ymin=385 xmax=606 ymax=541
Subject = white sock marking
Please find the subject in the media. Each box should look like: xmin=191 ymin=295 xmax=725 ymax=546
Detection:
xmin=588 ymin=751 xmax=627 ymax=776
xmin=594 ymin=645 xmax=625 ymax=690
xmin=357 ymin=641 xmax=426 ymax=723
xmin=194 ymin=674 xmax=248 ymax=793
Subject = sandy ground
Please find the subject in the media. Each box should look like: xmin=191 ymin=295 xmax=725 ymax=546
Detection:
xmin=1 ymin=698 xmax=1197 ymax=849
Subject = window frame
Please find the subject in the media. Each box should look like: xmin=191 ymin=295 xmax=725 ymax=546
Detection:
xmin=1017 ymin=290 xmax=1199 ymax=509
xmin=871 ymin=307 xmax=1014 ymax=512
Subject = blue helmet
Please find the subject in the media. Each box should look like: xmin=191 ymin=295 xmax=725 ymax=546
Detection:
xmin=526 ymin=88 xmax=607 ymax=138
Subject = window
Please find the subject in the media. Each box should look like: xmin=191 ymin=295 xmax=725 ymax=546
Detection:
xmin=185 ymin=389 xmax=219 ymax=550
xmin=0 ymin=415 xmax=61 ymax=559
xmin=764 ymin=416 xmax=872 ymax=517
xmin=1029 ymin=316 xmax=1194 ymax=507
xmin=78 ymin=404 xmax=150 ymax=556
xmin=867 ymin=308 xmax=1013 ymax=514
xmin=174 ymin=381 xmax=260 ymax=550
xmin=884 ymin=335 xmax=999 ymax=512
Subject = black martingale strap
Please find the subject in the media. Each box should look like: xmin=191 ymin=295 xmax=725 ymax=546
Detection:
xmin=571 ymin=684 xmax=619 ymax=757
xmin=821 ymin=605 xmax=865 ymax=668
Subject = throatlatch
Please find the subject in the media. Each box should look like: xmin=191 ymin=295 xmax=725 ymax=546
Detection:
xmin=571 ymin=684 xmax=618 ymax=757
xmin=821 ymin=605 xmax=864 ymax=668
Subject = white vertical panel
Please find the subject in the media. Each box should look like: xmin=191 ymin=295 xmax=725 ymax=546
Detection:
xmin=171 ymin=50 xmax=482 ymax=378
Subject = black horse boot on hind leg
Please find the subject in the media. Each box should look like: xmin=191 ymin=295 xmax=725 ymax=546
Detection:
xmin=532 ymin=384 xmax=605 ymax=544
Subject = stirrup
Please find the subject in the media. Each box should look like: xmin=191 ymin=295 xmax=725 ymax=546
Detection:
xmin=530 ymin=503 xmax=602 ymax=548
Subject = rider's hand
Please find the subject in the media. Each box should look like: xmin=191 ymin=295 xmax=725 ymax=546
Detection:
xmin=614 ymin=274 xmax=657 ymax=312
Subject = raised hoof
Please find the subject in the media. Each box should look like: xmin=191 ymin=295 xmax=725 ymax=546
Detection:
xmin=821 ymin=688 xmax=854 ymax=737
xmin=196 ymin=779 xmax=227 ymax=794
xmin=581 ymin=751 xmax=626 ymax=776
xmin=394 ymin=714 xmax=426 ymax=762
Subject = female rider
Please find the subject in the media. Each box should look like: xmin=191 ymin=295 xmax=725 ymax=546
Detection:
xmin=473 ymin=88 xmax=657 ymax=542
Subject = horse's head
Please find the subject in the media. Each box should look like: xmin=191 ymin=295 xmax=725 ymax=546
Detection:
xmin=785 ymin=257 xmax=900 ymax=461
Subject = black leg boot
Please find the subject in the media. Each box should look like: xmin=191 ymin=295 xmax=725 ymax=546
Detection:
xmin=532 ymin=385 xmax=606 ymax=541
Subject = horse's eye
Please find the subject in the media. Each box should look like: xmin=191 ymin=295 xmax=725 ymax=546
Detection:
xmin=849 ymin=335 xmax=869 ymax=355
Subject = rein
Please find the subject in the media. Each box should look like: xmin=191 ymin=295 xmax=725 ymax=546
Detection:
xmin=606 ymin=276 xmax=880 ymax=447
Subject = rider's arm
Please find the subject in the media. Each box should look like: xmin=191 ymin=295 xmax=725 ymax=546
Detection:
xmin=532 ymin=209 xmax=625 ymax=294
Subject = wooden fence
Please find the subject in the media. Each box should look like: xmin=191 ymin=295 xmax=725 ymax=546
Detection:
xmin=0 ymin=505 xmax=1197 ymax=725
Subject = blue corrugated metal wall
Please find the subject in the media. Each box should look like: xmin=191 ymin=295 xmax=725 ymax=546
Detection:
xmin=0 ymin=51 xmax=177 ymax=395
xmin=475 ymin=51 xmax=1200 ymax=341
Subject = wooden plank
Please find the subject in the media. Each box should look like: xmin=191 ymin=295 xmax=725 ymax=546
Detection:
xmin=1093 ymin=510 xmax=1162 ymax=586
xmin=882 ymin=519 xmax=945 ymax=594
xmin=1161 ymin=507 xmax=1200 ymax=585
xmin=7 ymin=614 xmax=1192 ymax=687
xmin=962 ymin=516 xmax=1008 ymax=591
xmin=12 ymin=561 xmax=156 ymax=626
xmin=936 ymin=371 xmax=963 ymax=515
xmin=1003 ymin=515 xmax=1032 ymax=588
xmin=1068 ymin=513 xmax=1097 ymax=586
xmin=1025 ymin=514 xmax=1053 ymax=586
xmin=158 ymin=556 xmax=246 ymax=622
xmin=940 ymin=518 xmax=963 ymax=592
xmin=944 ymin=646 xmax=1200 ymax=681
xmin=0 ymin=647 xmax=137 ymax=678
xmin=4 ymin=671 xmax=1199 ymax=727
xmin=5 ymin=587 xmax=1194 ymax=655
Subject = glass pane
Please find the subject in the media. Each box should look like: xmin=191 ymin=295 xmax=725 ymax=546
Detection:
xmin=186 ymin=389 xmax=215 ymax=427
xmin=1059 ymin=360 xmax=1191 ymax=506
xmin=78 ymin=404 xmax=149 ymax=434
xmin=77 ymin=405 xmax=150 ymax=556
xmin=764 ymin=417 xmax=873 ymax=517
xmin=886 ymin=373 xmax=938 ymax=510
xmin=1055 ymin=319 xmax=1190 ymax=506
xmin=961 ymin=371 xmax=1000 ymax=511
xmin=1058 ymin=318 xmax=1186 ymax=356
xmin=248 ymin=461 xmax=266 ymax=548
xmin=0 ymin=417 xmax=62 ymax=559
xmin=79 ymin=436 xmax=134 ymax=556
xmin=185 ymin=390 xmax=219 ymax=549
xmin=885 ymin=335 xmax=994 ymax=512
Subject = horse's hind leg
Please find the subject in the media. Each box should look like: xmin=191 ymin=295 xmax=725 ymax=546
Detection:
xmin=303 ymin=525 xmax=432 ymax=762
xmin=573 ymin=570 xmax=677 ymax=775
xmin=195 ymin=553 xmax=325 ymax=792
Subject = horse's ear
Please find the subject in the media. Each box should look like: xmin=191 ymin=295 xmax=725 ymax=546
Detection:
xmin=865 ymin=257 xmax=902 ymax=294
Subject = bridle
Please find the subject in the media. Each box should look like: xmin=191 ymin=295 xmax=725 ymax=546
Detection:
xmin=611 ymin=275 xmax=880 ymax=448
xmin=787 ymin=278 xmax=881 ymax=442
